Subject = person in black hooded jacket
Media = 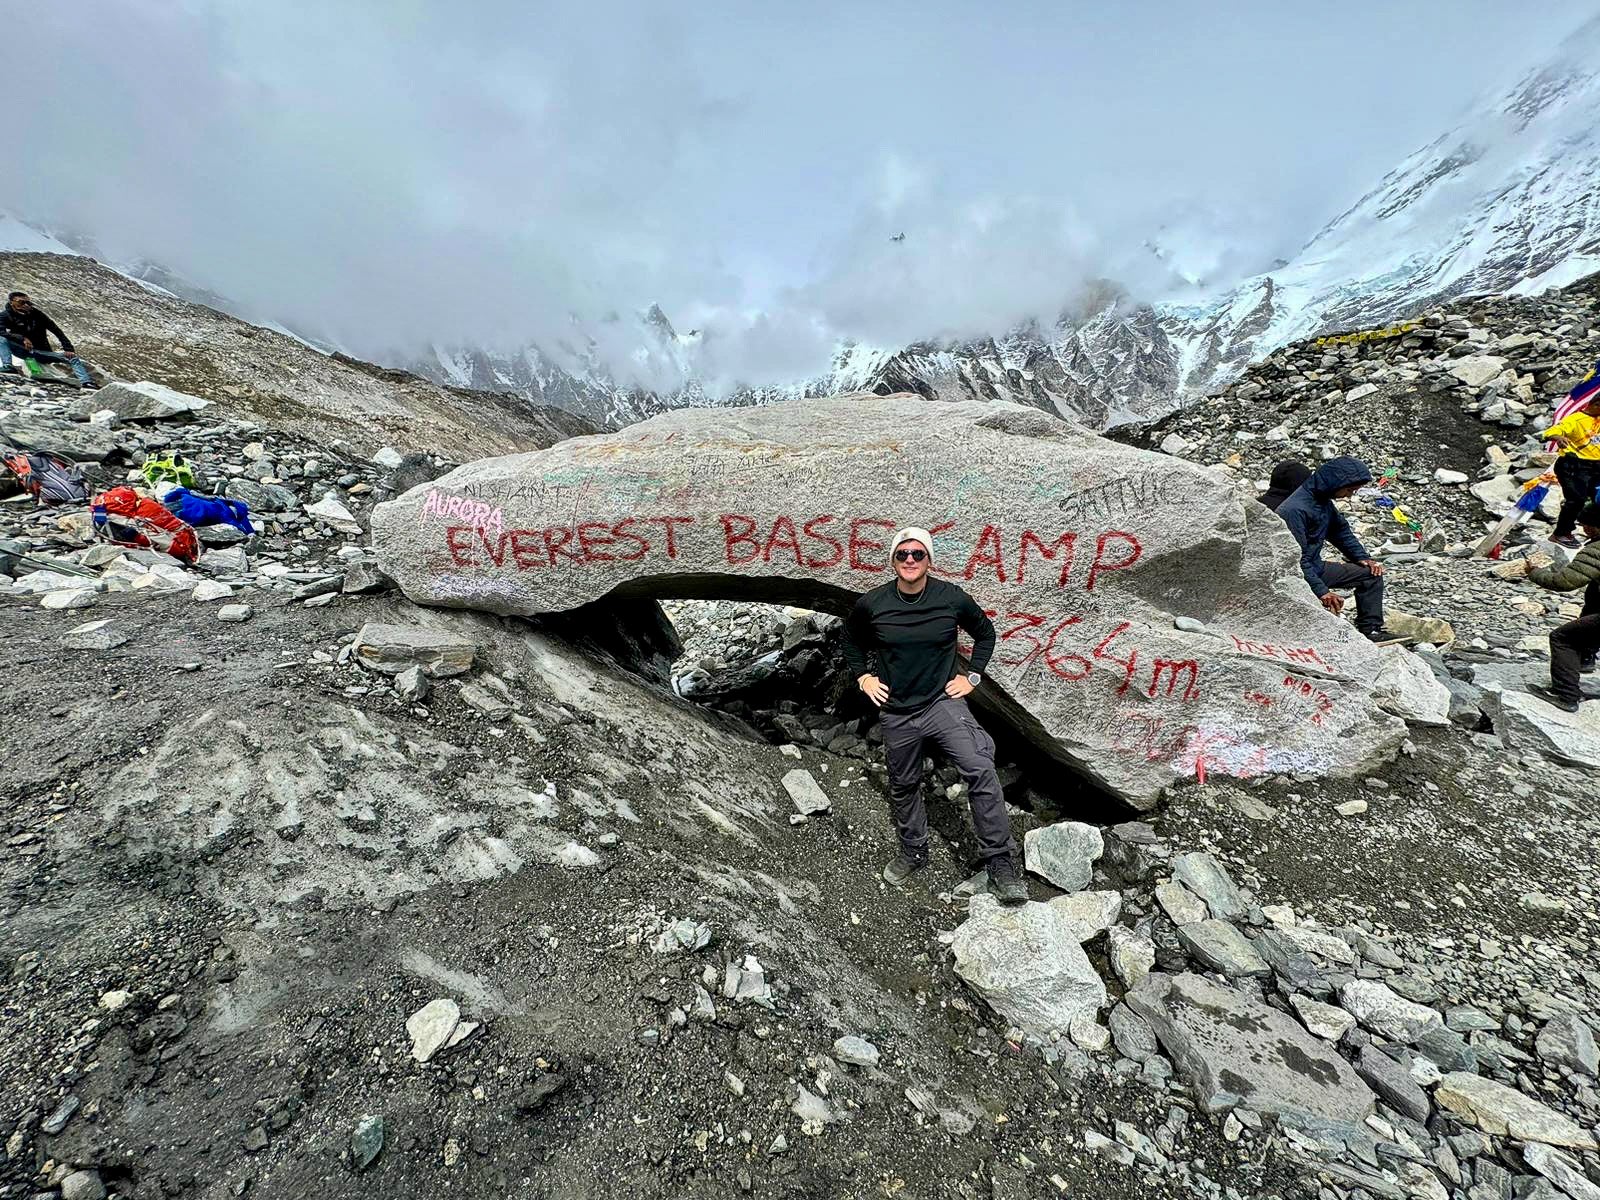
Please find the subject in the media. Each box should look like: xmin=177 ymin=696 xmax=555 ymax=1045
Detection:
xmin=1275 ymin=456 xmax=1396 ymax=641
xmin=1261 ymin=461 xmax=1312 ymax=513
xmin=0 ymin=292 xmax=92 ymax=384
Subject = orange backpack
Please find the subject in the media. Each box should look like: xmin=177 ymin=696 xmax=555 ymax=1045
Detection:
xmin=91 ymin=486 xmax=201 ymax=564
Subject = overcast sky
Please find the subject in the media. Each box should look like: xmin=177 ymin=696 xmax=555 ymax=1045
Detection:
xmin=10 ymin=0 xmax=1594 ymax=386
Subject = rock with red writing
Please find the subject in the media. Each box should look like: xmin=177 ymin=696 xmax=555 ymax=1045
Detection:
xmin=370 ymin=394 xmax=1407 ymax=806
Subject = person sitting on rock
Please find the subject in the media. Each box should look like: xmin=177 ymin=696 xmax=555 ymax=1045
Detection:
xmin=1527 ymin=500 xmax=1600 ymax=713
xmin=842 ymin=528 xmax=1027 ymax=905
xmin=1260 ymin=460 xmax=1312 ymax=513
xmin=1540 ymin=395 xmax=1600 ymax=550
xmin=0 ymin=291 xmax=92 ymax=385
xmin=1276 ymin=456 xmax=1397 ymax=642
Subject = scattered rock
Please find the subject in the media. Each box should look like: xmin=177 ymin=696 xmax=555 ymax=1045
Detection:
xmin=950 ymin=895 xmax=1107 ymax=1036
xmin=1535 ymin=1014 xmax=1599 ymax=1076
xmin=407 ymin=997 xmax=463 ymax=1063
xmin=69 ymin=380 xmax=209 ymax=422
xmin=217 ymin=603 xmax=254 ymax=623
xmin=1023 ymin=821 xmax=1103 ymax=892
xmin=1434 ymin=1072 xmax=1598 ymax=1149
xmin=781 ymin=768 xmax=832 ymax=816
xmin=1169 ymin=852 xmax=1247 ymax=921
xmin=832 ymin=1036 xmax=880 ymax=1069
xmin=1339 ymin=979 xmax=1443 ymax=1043
xmin=1127 ymin=972 xmax=1374 ymax=1123
xmin=1154 ymin=880 xmax=1209 ymax=926
xmin=62 ymin=618 xmax=131 ymax=651
xmin=351 ymin=1114 xmax=384 ymax=1171
xmin=354 ymin=622 xmax=477 ymax=678
xmin=1046 ymin=890 xmax=1122 ymax=941
xmin=1175 ymin=919 xmax=1270 ymax=978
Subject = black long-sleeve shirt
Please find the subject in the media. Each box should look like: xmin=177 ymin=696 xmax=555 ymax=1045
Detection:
xmin=842 ymin=578 xmax=996 ymax=714
xmin=0 ymin=305 xmax=74 ymax=353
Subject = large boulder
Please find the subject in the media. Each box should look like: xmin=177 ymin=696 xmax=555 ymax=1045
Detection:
xmin=1481 ymin=687 xmax=1600 ymax=767
xmin=1127 ymin=972 xmax=1374 ymax=1123
xmin=0 ymin=412 xmax=127 ymax=461
xmin=950 ymin=895 xmax=1106 ymax=1036
xmin=68 ymin=380 xmax=209 ymax=422
xmin=371 ymin=395 xmax=1407 ymax=806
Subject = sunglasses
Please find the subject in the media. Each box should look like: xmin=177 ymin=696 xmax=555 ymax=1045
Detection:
xmin=894 ymin=548 xmax=926 ymax=562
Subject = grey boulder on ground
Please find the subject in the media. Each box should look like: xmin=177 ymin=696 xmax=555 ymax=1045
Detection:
xmin=370 ymin=395 xmax=1409 ymax=806
xmin=0 ymin=412 xmax=125 ymax=460
xmin=1433 ymin=1072 xmax=1598 ymax=1149
xmin=68 ymin=380 xmax=209 ymax=422
xmin=1482 ymin=687 xmax=1600 ymax=768
xmin=353 ymin=622 xmax=477 ymax=678
xmin=1339 ymin=979 xmax=1442 ymax=1043
xmin=1174 ymin=919 xmax=1269 ymax=978
xmin=1170 ymin=851 xmax=1247 ymax=920
xmin=950 ymin=895 xmax=1106 ymax=1036
xmin=1126 ymin=972 xmax=1374 ymax=1123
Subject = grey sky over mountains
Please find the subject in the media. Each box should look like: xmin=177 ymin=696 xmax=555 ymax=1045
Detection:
xmin=12 ymin=0 xmax=1595 ymax=386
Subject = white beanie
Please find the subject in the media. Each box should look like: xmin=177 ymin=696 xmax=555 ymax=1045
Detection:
xmin=889 ymin=526 xmax=935 ymax=569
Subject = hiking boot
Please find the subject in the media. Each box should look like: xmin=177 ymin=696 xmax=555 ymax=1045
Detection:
xmin=986 ymin=856 xmax=1029 ymax=907
xmin=1531 ymin=685 xmax=1581 ymax=714
xmin=1582 ymin=655 xmax=1597 ymax=675
xmin=1553 ymin=534 xmax=1583 ymax=549
xmin=1360 ymin=627 xmax=1404 ymax=644
xmin=882 ymin=853 xmax=929 ymax=886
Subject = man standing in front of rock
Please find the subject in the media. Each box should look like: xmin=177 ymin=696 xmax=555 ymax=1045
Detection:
xmin=842 ymin=527 xmax=1028 ymax=905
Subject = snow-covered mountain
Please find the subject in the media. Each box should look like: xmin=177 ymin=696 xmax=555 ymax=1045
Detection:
xmin=416 ymin=15 xmax=1600 ymax=431
xmin=8 ymin=16 xmax=1599 ymax=431
xmin=1155 ymin=13 xmax=1600 ymax=406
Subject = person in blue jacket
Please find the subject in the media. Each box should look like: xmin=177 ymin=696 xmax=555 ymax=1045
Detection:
xmin=1276 ymin=457 xmax=1396 ymax=642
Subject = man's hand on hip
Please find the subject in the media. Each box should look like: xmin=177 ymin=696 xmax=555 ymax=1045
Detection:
xmin=858 ymin=674 xmax=889 ymax=706
xmin=944 ymin=676 xmax=974 ymax=699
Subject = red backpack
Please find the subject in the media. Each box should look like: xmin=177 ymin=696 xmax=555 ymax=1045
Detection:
xmin=91 ymin=486 xmax=201 ymax=565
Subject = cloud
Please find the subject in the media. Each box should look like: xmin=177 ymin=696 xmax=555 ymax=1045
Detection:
xmin=6 ymin=0 xmax=1594 ymax=390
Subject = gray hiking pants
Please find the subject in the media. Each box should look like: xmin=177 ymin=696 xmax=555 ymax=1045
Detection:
xmin=880 ymin=696 xmax=1015 ymax=867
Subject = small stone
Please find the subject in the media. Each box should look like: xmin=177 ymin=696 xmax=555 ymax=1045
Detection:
xmin=781 ymin=769 xmax=831 ymax=816
xmin=217 ymin=603 xmax=254 ymax=623
xmin=42 ymin=1095 xmax=80 ymax=1135
xmin=1291 ymin=994 xmax=1355 ymax=1041
xmin=407 ymin=997 xmax=462 ymax=1062
xmin=1069 ymin=1013 xmax=1111 ymax=1053
xmin=1107 ymin=925 xmax=1156 ymax=990
xmin=192 ymin=579 xmax=232 ymax=603
xmin=395 ymin=665 xmax=431 ymax=703
xmin=724 ymin=1071 xmax=746 ymax=1097
xmin=40 ymin=589 xmax=96 ymax=610
xmin=99 ymin=989 xmax=132 ymax=1012
xmin=832 ymin=1035 xmax=880 ymax=1068
xmin=59 ymin=1169 xmax=106 ymax=1200
xmin=1335 ymin=799 xmax=1368 ymax=817
xmin=1155 ymin=880 xmax=1208 ymax=926
xmin=351 ymin=1115 xmax=384 ymax=1171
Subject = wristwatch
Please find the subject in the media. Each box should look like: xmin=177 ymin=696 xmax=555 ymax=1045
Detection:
xmin=966 ymin=672 xmax=982 ymax=687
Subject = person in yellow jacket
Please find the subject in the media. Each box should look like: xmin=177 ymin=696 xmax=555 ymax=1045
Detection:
xmin=1541 ymin=395 xmax=1600 ymax=548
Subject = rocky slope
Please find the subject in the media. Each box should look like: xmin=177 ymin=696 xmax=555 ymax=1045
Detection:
xmin=2 ymin=345 xmax=1599 ymax=1200
xmin=0 ymin=252 xmax=592 ymax=460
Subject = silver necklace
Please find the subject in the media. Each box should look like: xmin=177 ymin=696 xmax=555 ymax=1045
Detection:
xmin=897 ymin=584 xmax=927 ymax=604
